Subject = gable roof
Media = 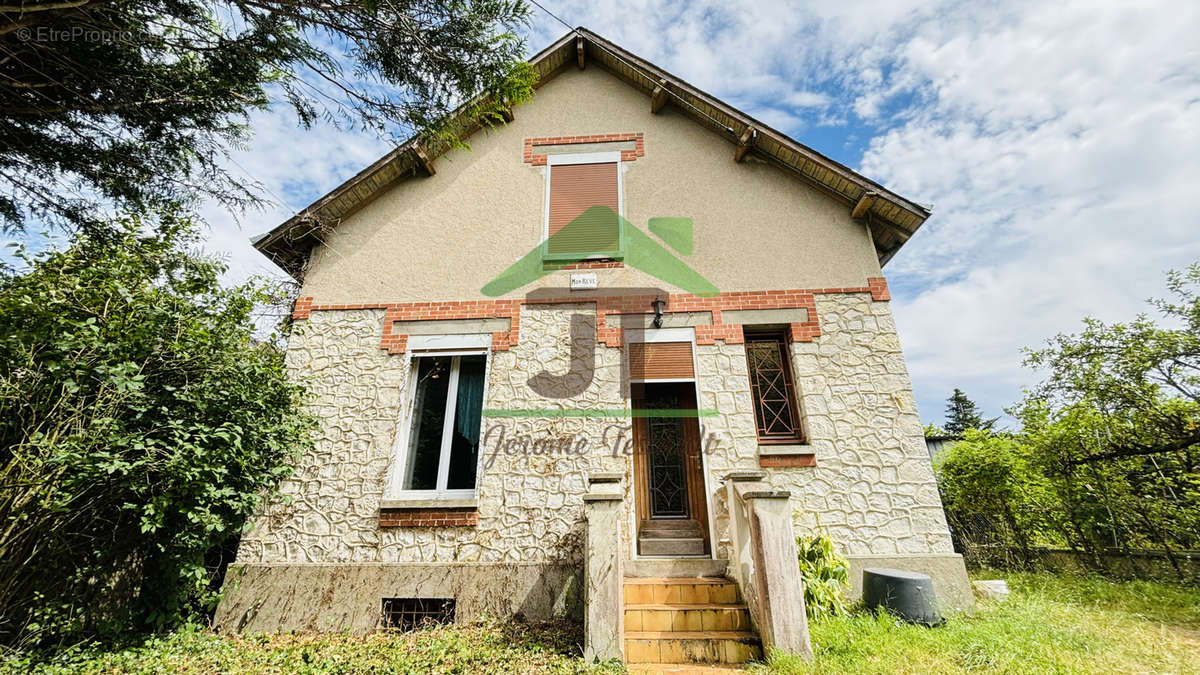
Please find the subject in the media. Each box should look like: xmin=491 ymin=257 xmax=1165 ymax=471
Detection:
xmin=254 ymin=27 xmax=931 ymax=278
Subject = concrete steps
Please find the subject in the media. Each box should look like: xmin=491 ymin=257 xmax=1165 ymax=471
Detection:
xmin=638 ymin=519 xmax=707 ymax=557
xmin=640 ymin=536 xmax=706 ymax=556
xmin=627 ymin=665 xmax=748 ymax=674
xmin=640 ymin=519 xmax=701 ymax=532
xmin=625 ymin=558 xmax=728 ymax=579
xmin=624 ymin=577 xmax=762 ymax=666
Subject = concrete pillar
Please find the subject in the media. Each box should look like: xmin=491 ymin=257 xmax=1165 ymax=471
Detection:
xmin=746 ymin=490 xmax=813 ymax=658
xmin=725 ymin=472 xmax=812 ymax=660
xmin=583 ymin=475 xmax=623 ymax=662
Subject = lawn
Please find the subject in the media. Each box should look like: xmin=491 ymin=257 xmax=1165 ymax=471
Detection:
xmin=763 ymin=571 xmax=1200 ymax=674
xmin=4 ymin=572 xmax=1197 ymax=674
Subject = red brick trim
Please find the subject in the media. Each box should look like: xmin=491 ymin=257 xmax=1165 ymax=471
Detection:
xmin=292 ymin=296 xmax=315 ymax=320
xmin=523 ymin=133 xmax=645 ymax=166
xmin=759 ymin=453 xmax=817 ymax=468
xmin=291 ymin=277 xmax=891 ymax=354
xmin=547 ymin=259 xmax=625 ymax=271
xmin=867 ymin=276 xmax=890 ymax=301
xmin=379 ymin=507 xmax=478 ymax=528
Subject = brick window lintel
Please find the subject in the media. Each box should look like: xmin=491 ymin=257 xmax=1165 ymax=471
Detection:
xmin=379 ymin=506 xmax=479 ymax=528
xmin=523 ymin=133 xmax=645 ymax=166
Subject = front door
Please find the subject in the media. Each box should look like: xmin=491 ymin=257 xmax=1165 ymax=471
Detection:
xmin=632 ymin=382 xmax=710 ymax=554
xmin=647 ymin=392 xmax=690 ymax=518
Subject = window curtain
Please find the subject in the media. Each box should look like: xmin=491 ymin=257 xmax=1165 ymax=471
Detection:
xmin=453 ymin=357 xmax=485 ymax=446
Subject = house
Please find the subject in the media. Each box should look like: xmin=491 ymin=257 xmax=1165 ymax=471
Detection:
xmin=215 ymin=28 xmax=971 ymax=667
xmin=926 ymin=434 xmax=959 ymax=461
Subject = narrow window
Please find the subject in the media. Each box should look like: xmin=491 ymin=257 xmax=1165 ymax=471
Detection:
xmin=546 ymin=156 xmax=621 ymax=259
xmin=744 ymin=331 xmax=804 ymax=443
xmin=403 ymin=354 xmax=486 ymax=492
xmin=381 ymin=598 xmax=456 ymax=631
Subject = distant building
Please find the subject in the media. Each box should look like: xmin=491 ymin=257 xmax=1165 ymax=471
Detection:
xmin=926 ymin=435 xmax=959 ymax=461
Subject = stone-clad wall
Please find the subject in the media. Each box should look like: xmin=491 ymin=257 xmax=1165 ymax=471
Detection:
xmin=694 ymin=293 xmax=953 ymax=558
xmin=236 ymin=308 xmax=400 ymax=564
xmin=470 ymin=303 xmax=632 ymax=561
xmin=237 ymin=304 xmax=634 ymax=566
xmin=237 ymin=293 xmax=951 ymax=567
xmin=786 ymin=294 xmax=954 ymax=555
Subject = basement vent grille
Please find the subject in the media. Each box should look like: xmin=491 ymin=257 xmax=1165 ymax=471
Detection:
xmin=381 ymin=597 xmax=456 ymax=632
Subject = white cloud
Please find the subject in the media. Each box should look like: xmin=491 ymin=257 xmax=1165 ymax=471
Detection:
xmin=785 ymin=91 xmax=831 ymax=108
xmin=853 ymin=0 xmax=1200 ymax=422
xmin=189 ymin=0 xmax=1200 ymax=426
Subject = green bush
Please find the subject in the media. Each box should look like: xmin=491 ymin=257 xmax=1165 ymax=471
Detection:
xmin=0 ymin=215 xmax=314 ymax=647
xmin=934 ymin=429 xmax=1058 ymax=568
xmin=931 ymin=264 xmax=1200 ymax=581
xmin=796 ymin=533 xmax=849 ymax=619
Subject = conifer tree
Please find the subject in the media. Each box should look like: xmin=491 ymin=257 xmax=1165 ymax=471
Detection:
xmin=944 ymin=388 xmax=998 ymax=434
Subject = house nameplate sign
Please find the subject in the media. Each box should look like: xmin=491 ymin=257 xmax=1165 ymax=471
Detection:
xmin=570 ymin=273 xmax=598 ymax=291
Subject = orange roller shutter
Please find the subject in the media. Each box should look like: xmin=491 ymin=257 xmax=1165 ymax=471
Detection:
xmin=547 ymin=162 xmax=619 ymax=255
xmin=628 ymin=341 xmax=695 ymax=380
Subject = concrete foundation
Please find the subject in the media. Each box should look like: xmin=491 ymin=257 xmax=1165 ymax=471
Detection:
xmin=846 ymin=553 xmax=972 ymax=612
xmin=213 ymin=562 xmax=582 ymax=634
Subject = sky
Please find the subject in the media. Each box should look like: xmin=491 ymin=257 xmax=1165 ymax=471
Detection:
xmin=50 ymin=0 xmax=1200 ymax=427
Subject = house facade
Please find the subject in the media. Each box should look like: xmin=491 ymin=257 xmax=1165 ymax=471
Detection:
xmin=215 ymin=29 xmax=970 ymax=665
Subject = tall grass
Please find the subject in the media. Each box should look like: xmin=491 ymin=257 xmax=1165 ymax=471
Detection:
xmin=2 ymin=620 xmax=622 ymax=675
xmin=762 ymin=571 xmax=1200 ymax=674
xmin=3 ymin=573 xmax=1196 ymax=674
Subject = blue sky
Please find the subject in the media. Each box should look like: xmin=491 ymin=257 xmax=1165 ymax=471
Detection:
xmin=13 ymin=0 xmax=1199 ymax=428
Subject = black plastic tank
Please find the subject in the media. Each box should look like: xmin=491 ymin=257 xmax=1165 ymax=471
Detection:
xmin=862 ymin=567 xmax=944 ymax=625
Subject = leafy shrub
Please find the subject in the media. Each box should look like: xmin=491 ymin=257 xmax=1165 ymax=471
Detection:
xmin=0 ymin=215 xmax=314 ymax=647
xmin=934 ymin=429 xmax=1058 ymax=568
xmin=796 ymin=532 xmax=849 ymax=619
xmin=930 ymin=264 xmax=1200 ymax=581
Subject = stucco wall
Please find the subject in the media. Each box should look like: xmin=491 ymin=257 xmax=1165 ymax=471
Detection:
xmin=296 ymin=66 xmax=882 ymax=304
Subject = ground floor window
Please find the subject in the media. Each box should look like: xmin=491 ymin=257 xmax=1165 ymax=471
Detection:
xmin=402 ymin=353 xmax=486 ymax=492
xmin=744 ymin=330 xmax=804 ymax=443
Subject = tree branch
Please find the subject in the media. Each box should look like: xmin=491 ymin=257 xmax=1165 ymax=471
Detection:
xmin=1067 ymin=431 xmax=1200 ymax=465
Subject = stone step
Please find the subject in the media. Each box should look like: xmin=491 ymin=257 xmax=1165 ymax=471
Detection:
xmin=626 ymin=603 xmax=752 ymax=632
xmin=640 ymin=537 xmax=706 ymax=556
xmin=627 ymin=665 xmax=748 ymax=674
xmin=640 ymin=528 xmax=704 ymax=540
xmin=625 ymin=631 xmax=762 ymax=664
xmin=625 ymin=558 xmax=727 ymax=579
xmin=640 ymin=519 xmax=700 ymax=532
xmin=624 ymin=578 xmax=741 ymax=605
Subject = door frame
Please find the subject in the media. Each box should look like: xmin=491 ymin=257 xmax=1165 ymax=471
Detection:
xmin=625 ymin=327 xmax=717 ymax=560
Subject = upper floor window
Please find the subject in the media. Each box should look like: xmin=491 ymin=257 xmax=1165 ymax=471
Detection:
xmin=744 ymin=330 xmax=804 ymax=444
xmin=545 ymin=152 xmax=622 ymax=260
xmin=400 ymin=353 xmax=486 ymax=494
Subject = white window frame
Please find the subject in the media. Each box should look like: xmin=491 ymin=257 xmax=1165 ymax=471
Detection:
xmin=386 ymin=339 xmax=491 ymax=502
xmin=542 ymin=150 xmax=624 ymax=258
